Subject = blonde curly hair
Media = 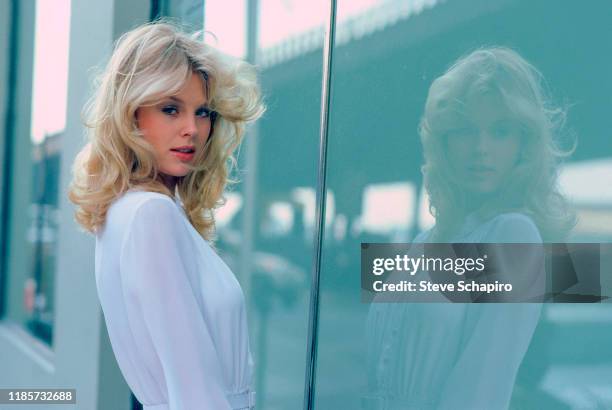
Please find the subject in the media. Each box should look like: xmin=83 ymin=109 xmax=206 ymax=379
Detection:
xmin=419 ymin=46 xmax=576 ymax=242
xmin=68 ymin=21 xmax=265 ymax=241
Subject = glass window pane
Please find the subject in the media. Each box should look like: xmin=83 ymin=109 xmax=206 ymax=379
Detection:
xmin=314 ymin=0 xmax=612 ymax=408
xmin=3 ymin=0 xmax=70 ymax=346
xmin=167 ymin=1 xmax=329 ymax=408
xmin=222 ymin=2 xmax=328 ymax=408
xmin=157 ymin=0 xmax=204 ymax=29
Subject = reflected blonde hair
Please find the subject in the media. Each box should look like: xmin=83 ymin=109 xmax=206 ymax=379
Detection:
xmin=419 ymin=46 xmax=576 ymax=241
xmin=69 ymin=21 xmax=265 ymax=241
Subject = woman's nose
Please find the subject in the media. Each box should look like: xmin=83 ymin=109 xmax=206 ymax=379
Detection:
xmin=474 ymin=131 xmax=491 ymax=154
xmin=181 ymin=115 xmax=198 ymax=137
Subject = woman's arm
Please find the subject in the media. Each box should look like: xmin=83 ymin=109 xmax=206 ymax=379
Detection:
xmin=120 ymin=197 xmax=232 ymax=410
xmin=435 ymin=303 xmax=542 ymax=410
xmin=479 ymin=214 xmax=547 ymax=302
xmin=436 ymin=214 xmax=545 ymax=409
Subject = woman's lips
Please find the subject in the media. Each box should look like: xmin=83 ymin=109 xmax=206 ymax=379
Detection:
xmin=171 ymin=150 xmax=195 ymax=161
xmin=466 ymin=166 xmax=495 ymax=177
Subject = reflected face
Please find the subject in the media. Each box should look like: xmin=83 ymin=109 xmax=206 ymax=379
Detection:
xmin=135 ymin=72 xmax=213 ymax=189
xmin=444 ymin=93 xmax=523 ymax=197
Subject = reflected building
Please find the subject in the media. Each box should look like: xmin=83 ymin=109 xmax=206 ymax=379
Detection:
xmin=1 ymin=0 xmax=611 ymax=409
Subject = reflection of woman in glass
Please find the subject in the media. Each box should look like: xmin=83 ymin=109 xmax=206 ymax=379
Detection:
xmin=364 ymin=47 xmax=575 ymax=409
xmin=69 ymin=22 xmax=264 ymax=409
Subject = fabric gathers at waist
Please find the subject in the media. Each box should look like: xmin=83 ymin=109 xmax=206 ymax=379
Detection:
xmin=143 ymin=404 xmax=169 ymax=410
xmin=142 ymin=390 xmax=256 ymax=410
xmin=361 ymin=394 xmax=437 ymax=410
xmin=228 ymin=389 xmax=256 ymax=409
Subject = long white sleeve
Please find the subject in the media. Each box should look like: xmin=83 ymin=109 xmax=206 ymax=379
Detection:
xmin=436 ymin=214 xmax=545 ymax=409
xmin=435 ymin=303 xmax=542 ymax=410
xmin=119 ymin=197 xmax=232 ymax=410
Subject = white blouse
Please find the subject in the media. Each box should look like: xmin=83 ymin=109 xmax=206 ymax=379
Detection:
xmin=364 ymin=212 xmax=544 ymax=409
xmin=94 ymin=189 xmax=256 ymax=410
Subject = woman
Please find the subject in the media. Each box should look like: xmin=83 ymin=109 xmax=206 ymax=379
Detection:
xmin=363 ymin=47 xmax=576 ymax=409
xmin=69 ymin=21 xmax=264 ymax=410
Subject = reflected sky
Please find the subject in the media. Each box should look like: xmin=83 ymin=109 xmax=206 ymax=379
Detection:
xmin=30 ymin=0 xmax=71 ymax=144
xmin=204 ymin=0 xmax=247 ymax=57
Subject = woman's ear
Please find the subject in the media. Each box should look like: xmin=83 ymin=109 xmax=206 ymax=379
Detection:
xmin=513 ymin=131 xmax=526 ymax=165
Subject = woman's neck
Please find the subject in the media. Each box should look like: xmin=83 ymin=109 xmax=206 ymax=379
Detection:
xmin=158 ymin=173 xmax=177 ymax=194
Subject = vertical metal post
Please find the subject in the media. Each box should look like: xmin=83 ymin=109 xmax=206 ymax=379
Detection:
xmin=303 ymin=1 xmax=336 ymax=409
xmin=242 ymin=0 xmax=263 ymax=403
xmin=242 ymin=0 xmax=259 ymax=282
xmin=0 ymin=0 xmax=19 ymax=319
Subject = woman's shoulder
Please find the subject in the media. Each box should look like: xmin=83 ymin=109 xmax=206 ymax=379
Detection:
xmin=106 ymin=189 xmax=181 ymax=231
xmin=413 ymin=212 xmax=542 ymax=244
xmin=412 ymin=228 xmax=433 ymax=243
xmin=111 ymin=189 xmax=176 ymax=213
xmin=484 ymin=212 xmax=542 ymax=243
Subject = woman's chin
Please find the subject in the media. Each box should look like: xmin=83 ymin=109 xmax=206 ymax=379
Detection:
xmin=461 ymin=185 xmax=502 ymax=207
xmin=160 ymin=167 xmax=190 ymax=178
xmin=462 ymin=180 xmax=501 ymax=195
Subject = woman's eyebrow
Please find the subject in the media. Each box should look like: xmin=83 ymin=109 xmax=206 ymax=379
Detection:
xmin=168 ymin=96 xmax=209 ymax=107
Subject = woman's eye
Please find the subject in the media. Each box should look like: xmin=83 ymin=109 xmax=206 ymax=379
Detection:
xmin=161 ymin=105 xmax=178 ymax=115
xmin=446 ymin=127 xmax=474 ymax=139
xmin=492 ymin=128 xmax=507 ymax=138
xmin=196 ymin=108 xmax=211 ymax=118
xmin=491 ymin=123 xmax=514 ymax=138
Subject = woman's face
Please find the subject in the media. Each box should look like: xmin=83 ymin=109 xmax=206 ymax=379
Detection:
xmin=135 ymin=72 xmax=213 ymax=189
xmin=444 ymin=92 xmax=523 ymax=199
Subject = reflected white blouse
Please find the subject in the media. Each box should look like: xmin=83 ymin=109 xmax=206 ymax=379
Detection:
xmin=364 ymin=212 xmax=544 ymax=410
xmin=94 ymin=189 xmax=255 ymax=410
